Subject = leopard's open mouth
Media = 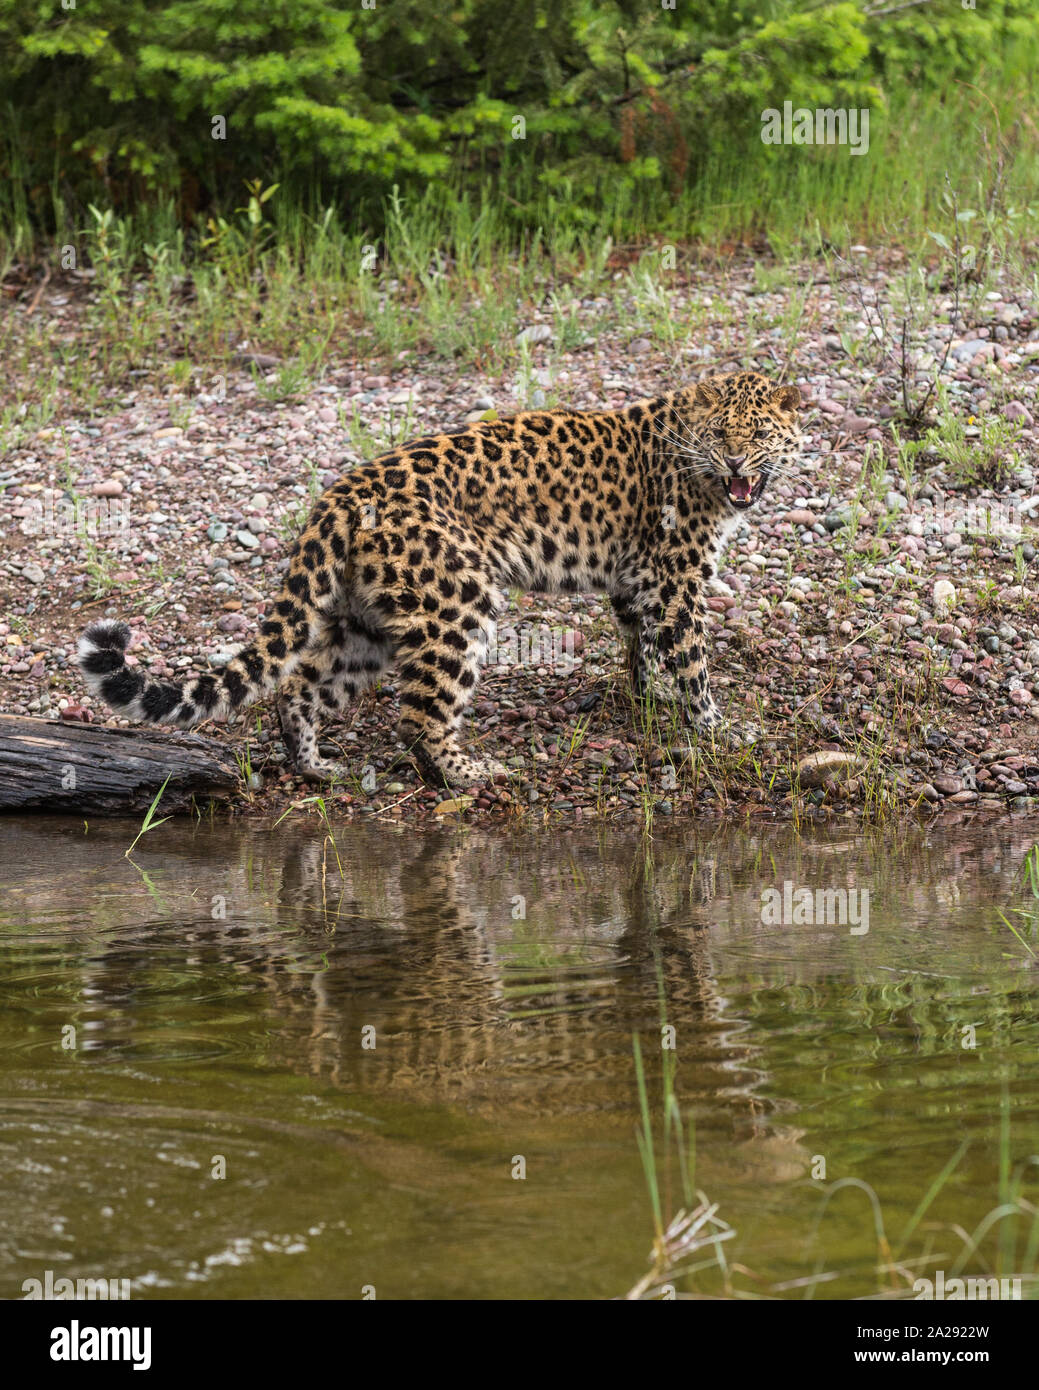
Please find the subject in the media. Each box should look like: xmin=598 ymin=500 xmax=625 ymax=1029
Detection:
xmin=725 ymin=472 xmax=764 ymax=509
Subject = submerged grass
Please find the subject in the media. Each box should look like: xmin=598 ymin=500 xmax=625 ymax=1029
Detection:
xmin=628 ymin=964 xmax=1039 ymax=1300
xmin=124 ymin=776 xmax=171 ymax=859
xmin=628 ymin=1030 xmax=736 ymax=1300
xmin=999 ymin=843 xmax=1039 ymax=961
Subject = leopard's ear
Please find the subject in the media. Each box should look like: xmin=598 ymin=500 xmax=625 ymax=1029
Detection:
xmin=694 ymin=379 xmax=722 ymax=408
xmin=773 ymin=384 xmax=802 ymax=413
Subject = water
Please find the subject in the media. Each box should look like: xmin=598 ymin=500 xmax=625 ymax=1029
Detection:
xmin=2 ymin=815 xmax=1038 ymax=1300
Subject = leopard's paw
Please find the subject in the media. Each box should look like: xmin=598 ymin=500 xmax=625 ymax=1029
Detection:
xmin=298 ymin=758 xmax=350 ymax=785
xmin=687 ymin=703 xmax=724 ymax=733
xmin=692 ymin=718 xmax=762 ymax=750
xmin=423 ymin=754 xmax=508 ymax=790
xmin=633 ymin=675 xmax=679 ymax=709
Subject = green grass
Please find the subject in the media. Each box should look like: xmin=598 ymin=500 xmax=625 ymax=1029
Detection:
xmin=1 ymin=62 xmax=1035 ymax=452
xmin=999 ymin=843 xmax=1039 ymax=962
xmin=630 ymin=988 xmax=1039 ymax=1299
xmin=1 ymin=66 xmax=1036 ymax=338
xmin=916 ymin=392 xmax=1026 ymax=490
xmin=124 ymin=776 xmax=171 ymax=858
xmin=628 ymin=1025 xmax=738 ymax=1300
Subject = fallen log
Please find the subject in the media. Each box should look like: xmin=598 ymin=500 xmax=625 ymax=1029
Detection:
xmin=0 ymin=715 xmax=241 ymax=815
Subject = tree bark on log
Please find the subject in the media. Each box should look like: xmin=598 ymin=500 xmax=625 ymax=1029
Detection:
xmin=0 ymin=715 xmax=241 ymax=815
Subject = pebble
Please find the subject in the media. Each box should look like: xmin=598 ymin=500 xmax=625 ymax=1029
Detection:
xmin=932 ymin=580 xmax=956 ymax=610
xmin=841 ymin=413 xmax=874 ymax=434
xmin=796 ymin=751 xmax=859 ymax=787
xmin=516 ymin=325 xmax=552 ymax=344
xmin=1004 ymin=400 xmax=1034 ymax=427
xmin=933 ymin=776 xmax=962 ymax=795
xmin=952 ymin=339 xmax=991 ymax=361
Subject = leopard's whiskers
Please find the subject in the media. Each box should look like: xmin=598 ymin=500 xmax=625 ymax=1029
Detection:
xmin=674 ymin=460 xmax=720 ymax=479
xmin=656 ymin=440 xmax=713 ymax=471
xmin=654 ymin=434 xmax=703 ymax=463
xmin=654 ymin=416 xmax=709 ymax=453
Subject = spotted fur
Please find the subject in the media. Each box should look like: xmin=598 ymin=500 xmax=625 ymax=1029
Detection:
xmin=77 ymin=371 xmax=803 ymax=787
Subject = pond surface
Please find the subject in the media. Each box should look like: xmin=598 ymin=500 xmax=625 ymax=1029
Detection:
xmin=2 ymin=814 xmax=1039 ymax=1300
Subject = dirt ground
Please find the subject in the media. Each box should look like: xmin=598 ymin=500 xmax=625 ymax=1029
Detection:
xmin=3 ymin=248 xmax=1039 ymax=825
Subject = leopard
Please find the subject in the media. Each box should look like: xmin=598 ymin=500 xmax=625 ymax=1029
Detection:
xmin=77 ymin=370 xmax=803 ymax=788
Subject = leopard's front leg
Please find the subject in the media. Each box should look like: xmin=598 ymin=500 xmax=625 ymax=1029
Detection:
xmin=652 ymin=584 xmax=722 ymax=732
xmin=649 ymin=582 xmax=761 ymax=746
xmin=612 ymin=594 xmax=669 ymax=701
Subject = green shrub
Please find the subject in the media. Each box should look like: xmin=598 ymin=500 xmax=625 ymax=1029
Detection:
xmin=0 ymin=0 xmax=1036 ymax=243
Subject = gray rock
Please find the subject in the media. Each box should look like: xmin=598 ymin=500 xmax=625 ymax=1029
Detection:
xmin=952 ymin=339 xmax=991 ymax=361
xmin=516 ymin=324 xmax=552 ymax=345
xmin=841 ymin=412 xmax=874 ymax=434
xmin=1004 ymin=401 xmax=1035 ymax=427
xmin=824 ymin=506 xmax=857 ymax=532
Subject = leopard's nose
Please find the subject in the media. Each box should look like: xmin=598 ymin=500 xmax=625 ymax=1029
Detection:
xmin=725 ymin=454 xmax=747 ymax=471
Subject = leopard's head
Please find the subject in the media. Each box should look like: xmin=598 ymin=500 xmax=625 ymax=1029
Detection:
xmin=669 ymin=371 xmax=804 ymax=511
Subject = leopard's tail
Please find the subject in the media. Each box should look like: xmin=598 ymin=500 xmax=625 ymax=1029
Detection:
xmin=77 ymin=558 xmax=333 ymax=728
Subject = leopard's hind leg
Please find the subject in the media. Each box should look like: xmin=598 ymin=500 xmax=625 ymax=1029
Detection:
xmin=376 ymin=579 xmax=506 ymax=789
xmin=277 ymin=614 xmax=392 ymax=782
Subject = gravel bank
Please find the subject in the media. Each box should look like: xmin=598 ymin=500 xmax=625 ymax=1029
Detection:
xmin=3 ymin=249 xmax=1039 ymax=824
